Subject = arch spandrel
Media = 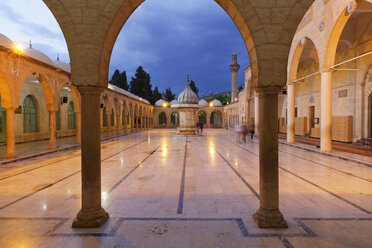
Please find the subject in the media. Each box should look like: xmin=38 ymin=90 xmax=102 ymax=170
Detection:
xmin=43 ymin=0 xmax=313 ymax=90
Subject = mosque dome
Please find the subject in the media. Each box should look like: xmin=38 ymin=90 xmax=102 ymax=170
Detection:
xmin=54 ymin=59 xmax=71 ymax=73
xmin=155 ymin=99 xmax=166 ymax=107
xmin=198 ymin=99 xmax=208 ymax=107
xmin=210 ymin=99 xmax=222 ymax=107
xmin=23 ymin=47 xmax=54 ymax=67
xmin=170 ymin=99 xmax=178 ymax=106
xmin=177 ymin=84 xmax=198 ymax=104
xmin=0 ymin=33 xmax=14 ymax=49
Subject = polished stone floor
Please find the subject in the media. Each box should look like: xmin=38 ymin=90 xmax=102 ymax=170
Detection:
xmin=0 ymin=129 xmax=371 ymax=248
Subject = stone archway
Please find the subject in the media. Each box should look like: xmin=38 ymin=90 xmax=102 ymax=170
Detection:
xmin=42 ymin=0 xmax=314 ymax=228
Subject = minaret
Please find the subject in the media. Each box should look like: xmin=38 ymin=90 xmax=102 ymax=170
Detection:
xmin=229 ymin=53 xmax=240 ymax=102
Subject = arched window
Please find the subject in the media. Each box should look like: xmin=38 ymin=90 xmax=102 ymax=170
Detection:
xmin=198 ymin=111 xmax=207 ymax=124
xmin=171 ymin=112 xmax=179 ymax=125
xmin=103 ymin=106 xmax=107 ymax=127
xmin=23 ymin=95 xmax=38 ymax=133
xmin=68 ymin=102 xmax=76 ymax=130
xmin=159 ymin=112 xmax=167 ymax=124
xmin=111 ymin=109 xmax=115 ymax=126
xmin=56 ymin=106 xmax=61 ymax=131
xmin=210 ymin=111 xmax=218 ymax=125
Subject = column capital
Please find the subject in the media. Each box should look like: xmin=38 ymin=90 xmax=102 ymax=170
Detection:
xmin=229 ymin=64 xmax=240 ymax=72
xmin=254 ymin=86 xmax=282 ymax=95
xmin=77 ymin=85 xmax=105 ymax=96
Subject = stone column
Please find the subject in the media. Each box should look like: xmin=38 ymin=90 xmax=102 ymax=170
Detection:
xmin=75 ymin=111 xmax=81 ymax=144
xmin=123 ymin=110 xmax=127 ymax=133
xmin=48 ymin=110 xmax=57 ymax=150
xmin=253 ymin=87 xmax=287 ymax=228
xmin=4 ymin=107 xmax=16 ymax=159
xmin=229 ymin=53 xmax=240 ymax=102
xmin=73 ymin=86 xmax=109 ymax=228
xmin=254 ymin=95 xmax=259 ymax=136
xmin=106 ymin=109 xmax=111 ymax=137
xmin=320 ymin=71 xmax=332 ymax=152
xmin=116 ymin=114 xmax=120 ymax=135
xmin=287 ymin=84 xmax=295 ymax=144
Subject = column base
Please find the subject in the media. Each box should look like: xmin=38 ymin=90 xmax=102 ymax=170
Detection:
xmin=72 ymin=207 xmax=109 ymax=228
xmin=252 ymin=207 xmax=288 ymax=228
xmin=4 ymin=153 xmax=17 ymax=160
xmin=48 ymin=145 xmax=57 ymax=150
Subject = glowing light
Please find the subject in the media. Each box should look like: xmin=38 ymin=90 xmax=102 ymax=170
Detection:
xmin=162 ymin=103 xmax=167 ymax=107
xmin=234 ymin=161 xmax=238 ymax=167
xmin=209 ymin=146 xmax=215 ymax=155
xmin=102 ymin=191 xmax=108 ymax=200
xmin=42 ymin=204 xmax=47 ymax=211
xmin=14 ymin=43 xmax=24 ymax=53
xmin=234 ymin=98 xmax=238 ymax=102
xmin=209 ymin=103 xmax=214 ymax=107
xmin=162 ymin=145 xmax=167 ymax=158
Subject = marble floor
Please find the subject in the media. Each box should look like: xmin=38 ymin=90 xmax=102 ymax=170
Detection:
xmin=0 ymin=129 xmax=371 ymax=248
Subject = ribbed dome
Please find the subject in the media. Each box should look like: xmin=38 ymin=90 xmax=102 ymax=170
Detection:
xmin=198 ymin=99 xmax=208 ymax=107
xmin=54 ymin=59 xmax=71 ymax=73
xmin=210 ymin=99 xmax=222 ymax=107
xmin=170 ymin=99 xmax=178 ymax=106
xmin=23 ymin=47 xmax=54 ymax=67
xmin=177 ymin=84 xmax=198 ymax=104
xmin=155 ymin=99 xmax=166 ymax=107
xmin=0 ymin=34 xmax=14 ymax=49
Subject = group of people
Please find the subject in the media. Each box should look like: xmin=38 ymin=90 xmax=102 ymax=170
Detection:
xmin=196 ymin=122 xmax=204 ymax=134
xmin=235 ymin=123 xmax=255 ymax=143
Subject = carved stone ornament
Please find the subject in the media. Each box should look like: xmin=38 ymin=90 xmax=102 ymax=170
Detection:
xmin=319 ymin=22 xmax=324 ymax=32
xmin=347 ymin=1 xmax=355 ymax=14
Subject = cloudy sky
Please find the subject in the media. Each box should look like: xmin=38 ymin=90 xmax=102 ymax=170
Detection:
xmin=0 ymin=0 xmax=250 ymax=96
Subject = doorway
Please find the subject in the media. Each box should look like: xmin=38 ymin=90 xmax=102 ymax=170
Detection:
xmin=309 ymin=106 xmax=315 ymax=132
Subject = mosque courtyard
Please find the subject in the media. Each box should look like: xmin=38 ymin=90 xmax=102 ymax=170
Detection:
xmin=0 ymin=129 xmax=370 ymax=248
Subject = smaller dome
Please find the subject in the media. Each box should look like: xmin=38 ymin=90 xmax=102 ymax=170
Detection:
xmin=198 ymin=99 xmax=208 ymax=107
xmin=170 ymin=99 xmax=178 ymax=106
xmin=155 ymin=99 xmax=166 ymax=107
xmin=0 ymin=34 xmax=14 ymax=49
xmin=210 ymin=99 xmax=222 ymax=107
xmin=23 ymin=47 xmax=54 ymax=67
xmin=177 ymin=84 xmax=198 ymax=104
xmin=54 ymin=59 xmax=71 ymax=73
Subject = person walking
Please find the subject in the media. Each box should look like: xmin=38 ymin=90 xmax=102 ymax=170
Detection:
xmin=249 ymin=123 xmax=255 ymax=139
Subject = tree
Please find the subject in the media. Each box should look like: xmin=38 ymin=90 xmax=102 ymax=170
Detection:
xmin=109 ymin=69 xmax=128 ymax=90
xmin=190 ymin=80 xmax=199 ymax=96
xmin=162 ymin=87 xmax=175 ymax=102
xmin=151 ymin=86 xmax=163 ymax=105
xmin=129 ymin=66 xmax=153 ymax=102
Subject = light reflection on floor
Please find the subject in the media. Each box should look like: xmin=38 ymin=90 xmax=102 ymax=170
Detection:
xmin=0 ymin=129 xmax=370 ymax=248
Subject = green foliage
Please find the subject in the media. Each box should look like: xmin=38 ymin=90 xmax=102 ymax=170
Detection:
xmin=151 ymin=86 xmax=163 ymax=105
xmin=109 ymin=69 xmax=128 ymax=90
xmin=208 ymin=94 xmax=231 ymax=106
xmin=162 ymin=87 xmax=176 ymax=102
xmin=190 ymin=80 xmax=199 ymax=96
xmin=129 ymin=66 xmax=153 ymax=102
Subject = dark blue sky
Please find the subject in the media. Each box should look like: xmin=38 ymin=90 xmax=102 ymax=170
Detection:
xmin=110 ymin=0 xmax=250 ymax=96
xmin=0 ymin=0 xmax=250 ymax=97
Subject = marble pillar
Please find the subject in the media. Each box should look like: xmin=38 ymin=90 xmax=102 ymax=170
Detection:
xmin=116 ymin=114 xmax=120 ymax=135
xmin=106 ymin=110 xmax=111 ymax=137
xmin=73 ymin=86 xmax=109 ymax=228
xmin=287 ymin=84 xmax=295 ymax=144
xmin=48 ymin=110 xmax=57 ymax=150
xmin=75 ymin=111 xmax=81 ymax=144
xmin=320 ymin=71 xmax=332 ymax=152
xmin=254 ymin=95 xmax=259 ymax=136
xmin=4 ymin=108 xmax=16 ymax=159
xmin=253 ymin=87 xmax=287 ymax=228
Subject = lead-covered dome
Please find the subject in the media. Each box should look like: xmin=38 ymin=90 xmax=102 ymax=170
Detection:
xmin=210 ymin=99 xmax=222 ymax=107
xmin=170 ymin=99 xmax=178 ymax=106
xmin=177 ymin=84 xmax=198 ymax=104
xmin=0 ymin=33 xmax=14 ymax=49
xmin=23 ymin=47 xmax=54 ymax=67
xmin=155 ymin=99 xmax=166 ymax=107
xmin=54 ymin=59 xmax=71 ymax=73
xmin=198 ymin=99 xmax=208 ymax=107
